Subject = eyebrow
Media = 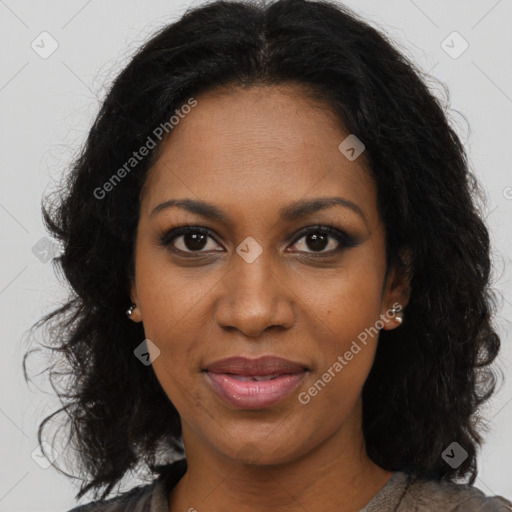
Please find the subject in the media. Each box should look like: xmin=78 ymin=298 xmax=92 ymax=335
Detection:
xmin=150 ymin=196 xmax=367 ymax=225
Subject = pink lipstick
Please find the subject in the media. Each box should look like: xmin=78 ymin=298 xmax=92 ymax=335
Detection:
xmin=203 ymin=356 xmax=308 ymax=409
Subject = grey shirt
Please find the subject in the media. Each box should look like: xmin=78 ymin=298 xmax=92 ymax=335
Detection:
xmin=69 ymin=458 xmax=512 ymax=512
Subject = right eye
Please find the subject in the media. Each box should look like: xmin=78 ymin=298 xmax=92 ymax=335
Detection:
xmin=159 ymin=226 xmax=224 ymax=255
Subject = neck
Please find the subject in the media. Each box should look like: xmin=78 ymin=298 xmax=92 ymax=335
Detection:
xmin=168 ymin=400 xmax=392 ymax=512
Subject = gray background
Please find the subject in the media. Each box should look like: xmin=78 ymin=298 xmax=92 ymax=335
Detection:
xmin=1 ymin=0 xmax=511 ymax=510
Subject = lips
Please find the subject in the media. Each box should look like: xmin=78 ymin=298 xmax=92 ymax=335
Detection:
xmin=203 ymin=356 xmax=309 ymax=409
xmin=204 ymin=355 xmax=308 ymax=376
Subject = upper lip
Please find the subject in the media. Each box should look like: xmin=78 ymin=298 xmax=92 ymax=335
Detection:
xmin=204 ymin=356 xmax=309 ymax=376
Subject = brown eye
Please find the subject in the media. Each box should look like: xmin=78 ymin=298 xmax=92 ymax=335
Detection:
xmin=159 ymin=226 xmax=223 ymax=254
xmin=295 ymin=232 xmax=332 ymax=252
xmin=176 ymin=232 xmax=210 ymax=251
xmin=288 ymin=225 xmax=358 ymax=257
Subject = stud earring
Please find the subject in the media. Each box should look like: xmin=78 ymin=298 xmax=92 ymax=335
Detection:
xmin=126 ymin=303 xmax=136 ymax=318
xmin=391 ymin=305 xmax=404 ymax=326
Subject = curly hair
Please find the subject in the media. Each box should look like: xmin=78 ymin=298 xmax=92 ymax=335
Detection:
xmin=24 ymin=0 xmax=502 ymax=501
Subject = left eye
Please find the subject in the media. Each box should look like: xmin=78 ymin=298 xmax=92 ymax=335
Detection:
xmin=291 ymin=232 xmax=340 ymax=253
xmin=288 ymin=226 xmax=355 ymax=255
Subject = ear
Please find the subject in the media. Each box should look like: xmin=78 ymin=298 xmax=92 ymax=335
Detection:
xmin=128 ymin=279 xmax=143 ymax=323
xmin=380 ymin=248 xmax=412 ymax=330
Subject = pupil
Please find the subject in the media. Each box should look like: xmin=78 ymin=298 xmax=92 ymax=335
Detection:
xmin=185 ymin=233 xmax=207 ymax=251
xmin=307 ymin=233 xmax=328 ymax=251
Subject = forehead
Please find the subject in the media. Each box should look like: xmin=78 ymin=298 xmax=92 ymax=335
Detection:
xmin=141 ymin=84 xmax=378 ymax=227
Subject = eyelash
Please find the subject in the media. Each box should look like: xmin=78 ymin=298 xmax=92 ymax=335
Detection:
xmin=158 ymin=222 xmax=358 ymax=259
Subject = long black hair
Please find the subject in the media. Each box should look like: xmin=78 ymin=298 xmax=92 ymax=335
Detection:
xmin=24 ymin=0 xmax=501 ymax=500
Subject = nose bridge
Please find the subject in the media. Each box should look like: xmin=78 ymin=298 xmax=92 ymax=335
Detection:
xmin=215 ymin=242 xmax=294 ymax=337
xmin=232 ymin=242 xmax=279 ymax=310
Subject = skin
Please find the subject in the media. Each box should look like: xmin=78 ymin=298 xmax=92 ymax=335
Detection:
xmin=129 ymin=83 xmax=411 ymax=512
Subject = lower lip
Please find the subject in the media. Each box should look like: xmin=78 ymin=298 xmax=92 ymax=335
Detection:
xmin=204 ymin=371 xmax=307 ymax=409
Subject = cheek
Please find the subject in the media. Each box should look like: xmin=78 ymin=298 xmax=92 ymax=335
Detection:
xmin=134 ymin=261 xmax=210 ymax=404
xmin=298 ymin=303 xmax=379 ymax=425
xmin=295 ymin=253 xmax=385 ymax=338
xmin=135 ymin=249 xmax=216 ymax=343
xmin=294 ymin=254 xmax=384 ymax=401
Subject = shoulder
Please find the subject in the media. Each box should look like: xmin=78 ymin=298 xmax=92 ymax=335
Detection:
xmin=401 ymin=474 xmax=512 ymax=511
xmin=66 ymin=481 xmax=156 ymax=512
xmin=66 ymin=458 xmax=188 ymax=512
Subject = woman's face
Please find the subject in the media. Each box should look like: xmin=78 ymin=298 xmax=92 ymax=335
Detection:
xmin=130 ymin=84 xmax=409 ymax=465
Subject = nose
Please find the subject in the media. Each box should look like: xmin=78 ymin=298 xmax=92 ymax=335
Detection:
xmin=214 ymin=250 xmax=295 ymax=338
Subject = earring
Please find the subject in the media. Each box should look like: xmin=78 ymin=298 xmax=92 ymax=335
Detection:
xmin=391 ymin=305 xmax=404 ymax=326
xmin=126 ymin=303 xmax=136 ymax=318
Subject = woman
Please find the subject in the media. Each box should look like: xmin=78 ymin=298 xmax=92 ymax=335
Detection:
xmin=26 ymin=0 xmax=511 ymax=510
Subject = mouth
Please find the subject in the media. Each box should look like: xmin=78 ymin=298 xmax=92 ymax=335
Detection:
xmin=203 ymin=355 xmax=309 ymax=375
xmin=203 ymin=356 xmax=309 ymax=409
xmin=220 ymin=373 xmax=291 ymax=381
